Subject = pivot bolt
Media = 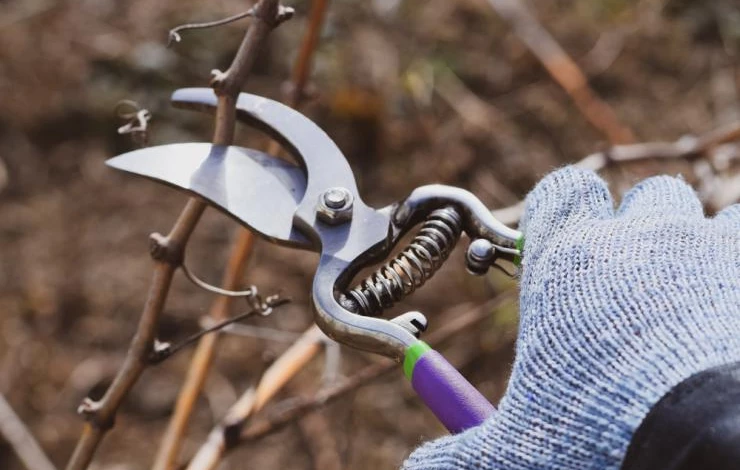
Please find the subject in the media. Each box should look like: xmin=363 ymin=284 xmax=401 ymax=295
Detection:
xmin=324 ymin=187 xmax=350 ymax=209
xmin=317 ymin=187 xmax=354 ymax=225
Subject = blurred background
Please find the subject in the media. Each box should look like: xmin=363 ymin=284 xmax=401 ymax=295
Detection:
xmin=1 ymin=0 xmax=739 ymax=468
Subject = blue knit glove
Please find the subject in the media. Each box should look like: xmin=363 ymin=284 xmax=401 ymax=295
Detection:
xmin=403 ymin=167 xmax=740 ymax=470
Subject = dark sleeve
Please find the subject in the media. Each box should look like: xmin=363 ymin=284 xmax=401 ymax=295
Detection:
xmin=622 ymin=361 xmax=740 ymax=470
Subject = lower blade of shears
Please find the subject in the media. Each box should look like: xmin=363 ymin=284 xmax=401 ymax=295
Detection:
xmin=106 ymin=143 xmax=312 ymax=249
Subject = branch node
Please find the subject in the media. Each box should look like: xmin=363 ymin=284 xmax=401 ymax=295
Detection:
xmin=210 ymin=69 xmax=229 ymax=93
xmin=77 ymin=398 xmax=115 ymax=430
xmin=253 ymin=1 xmax=294 ymax=26
xmin=148 ymin=339 xmax=173 ymax=364
xmin=149 ymin=232 xmax=183 ymax=266
xmin=274 ymin=6 xmax=295 ymax=25
xmin=77 ymin=398 xmax=101 ymax=417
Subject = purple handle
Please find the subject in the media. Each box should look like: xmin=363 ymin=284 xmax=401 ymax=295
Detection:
xmin=410 ymin=348 xmax=496 ymax=433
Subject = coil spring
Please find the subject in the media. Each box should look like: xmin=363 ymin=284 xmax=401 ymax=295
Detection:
xmin=345 ymin=206 xmax=462 ymax=316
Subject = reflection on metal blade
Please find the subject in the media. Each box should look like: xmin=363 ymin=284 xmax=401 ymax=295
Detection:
xmin=106 ymin=143 xmax=311 ymax=248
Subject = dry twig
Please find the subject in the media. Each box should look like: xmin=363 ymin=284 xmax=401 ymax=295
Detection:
xmin=65 ymin=3 xmax=291 ymax=469
xmin=485 ymin=0 xmax=635 ymax=144
xmin=281 ymin=0 xmax=329 ymax=109
xmin=167 ymin=8 xmax=256 ymax=47
xmin=153 ymin=230 xmax=257 ymax=470
xmin=491 ymin=122 xmax=740 ymax=225
xmin=186 ymin=326 xmax=329 ymax=470
xmin=153 ymin=2 xmax=329 ymax=468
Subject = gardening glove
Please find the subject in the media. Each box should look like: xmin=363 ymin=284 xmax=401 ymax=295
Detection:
xmin=402 ymin=166 xmax=740 ymax=470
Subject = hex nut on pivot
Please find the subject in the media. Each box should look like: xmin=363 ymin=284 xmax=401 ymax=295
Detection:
xmin=317 ymin=187 xmax=354 ymax=225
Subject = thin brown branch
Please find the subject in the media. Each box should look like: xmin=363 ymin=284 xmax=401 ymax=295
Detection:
xmin=153 ymin=2 xmax=330 ymax=468
xmin=186 ymin=326 xmax=327 ymax=470
xmin=284 ymin=0 xmax=329 ymax=108
xmin=239 ymin=292 xmax=519 ymax=443
xmin=168 ymin=8 xmax=256 ymax=47
xmin=0 ymin=394 xmax=57 ymax=470
xmin=66 ymin=200 xmax=205 ymax=470
xmin=210 ymin=3 xmax=294 ymax=101
xmin=485 ymin=0 xmax=635 ymax=144
xmin=152 ymin=230 xmax=255 ymax=470
xmin=491 ymin=122 xmax=740 ymax=225
xmin=267 ymin=0 xmax=329 ymax=157
xmin=65 ymin=3 xmax=289 ymax=470
xmin=149 ymin=298 xmax=291 ymax=365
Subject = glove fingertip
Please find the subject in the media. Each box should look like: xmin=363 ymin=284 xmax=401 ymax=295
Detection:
xmin=519 ymin=166 xmax=613 ymax=237
xmin=617 ymin=175 xmax=703 ymax=218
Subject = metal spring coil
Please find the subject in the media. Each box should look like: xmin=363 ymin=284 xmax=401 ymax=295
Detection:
xmin=345 ymin=206 xmax=462 ymax=316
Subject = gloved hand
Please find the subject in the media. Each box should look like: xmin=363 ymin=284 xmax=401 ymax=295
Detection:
xmin=403 ymin=167 xmax=740 ymax=470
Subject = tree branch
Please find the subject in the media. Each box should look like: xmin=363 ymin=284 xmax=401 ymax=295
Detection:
xmin=153 ymin=2 xmax=330 ymax=468
xmin=65 ymin=3 xmax=290 ymax=469
xmin=185 ymin=326 xmax=328 ymax=470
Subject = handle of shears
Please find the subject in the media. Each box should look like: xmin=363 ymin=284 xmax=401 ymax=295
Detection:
xmin=404 ymin=341 xmax=496 ymax=433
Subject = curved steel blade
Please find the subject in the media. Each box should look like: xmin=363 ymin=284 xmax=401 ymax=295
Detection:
xmin=106 ymin=143 xmax=312 ymax=249
xmin=170 ymin=88 xmax=389 ymax=259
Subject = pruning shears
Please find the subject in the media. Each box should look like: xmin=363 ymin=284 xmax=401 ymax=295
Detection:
xmin=107 ymin=88 xmax=523 ymax=433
